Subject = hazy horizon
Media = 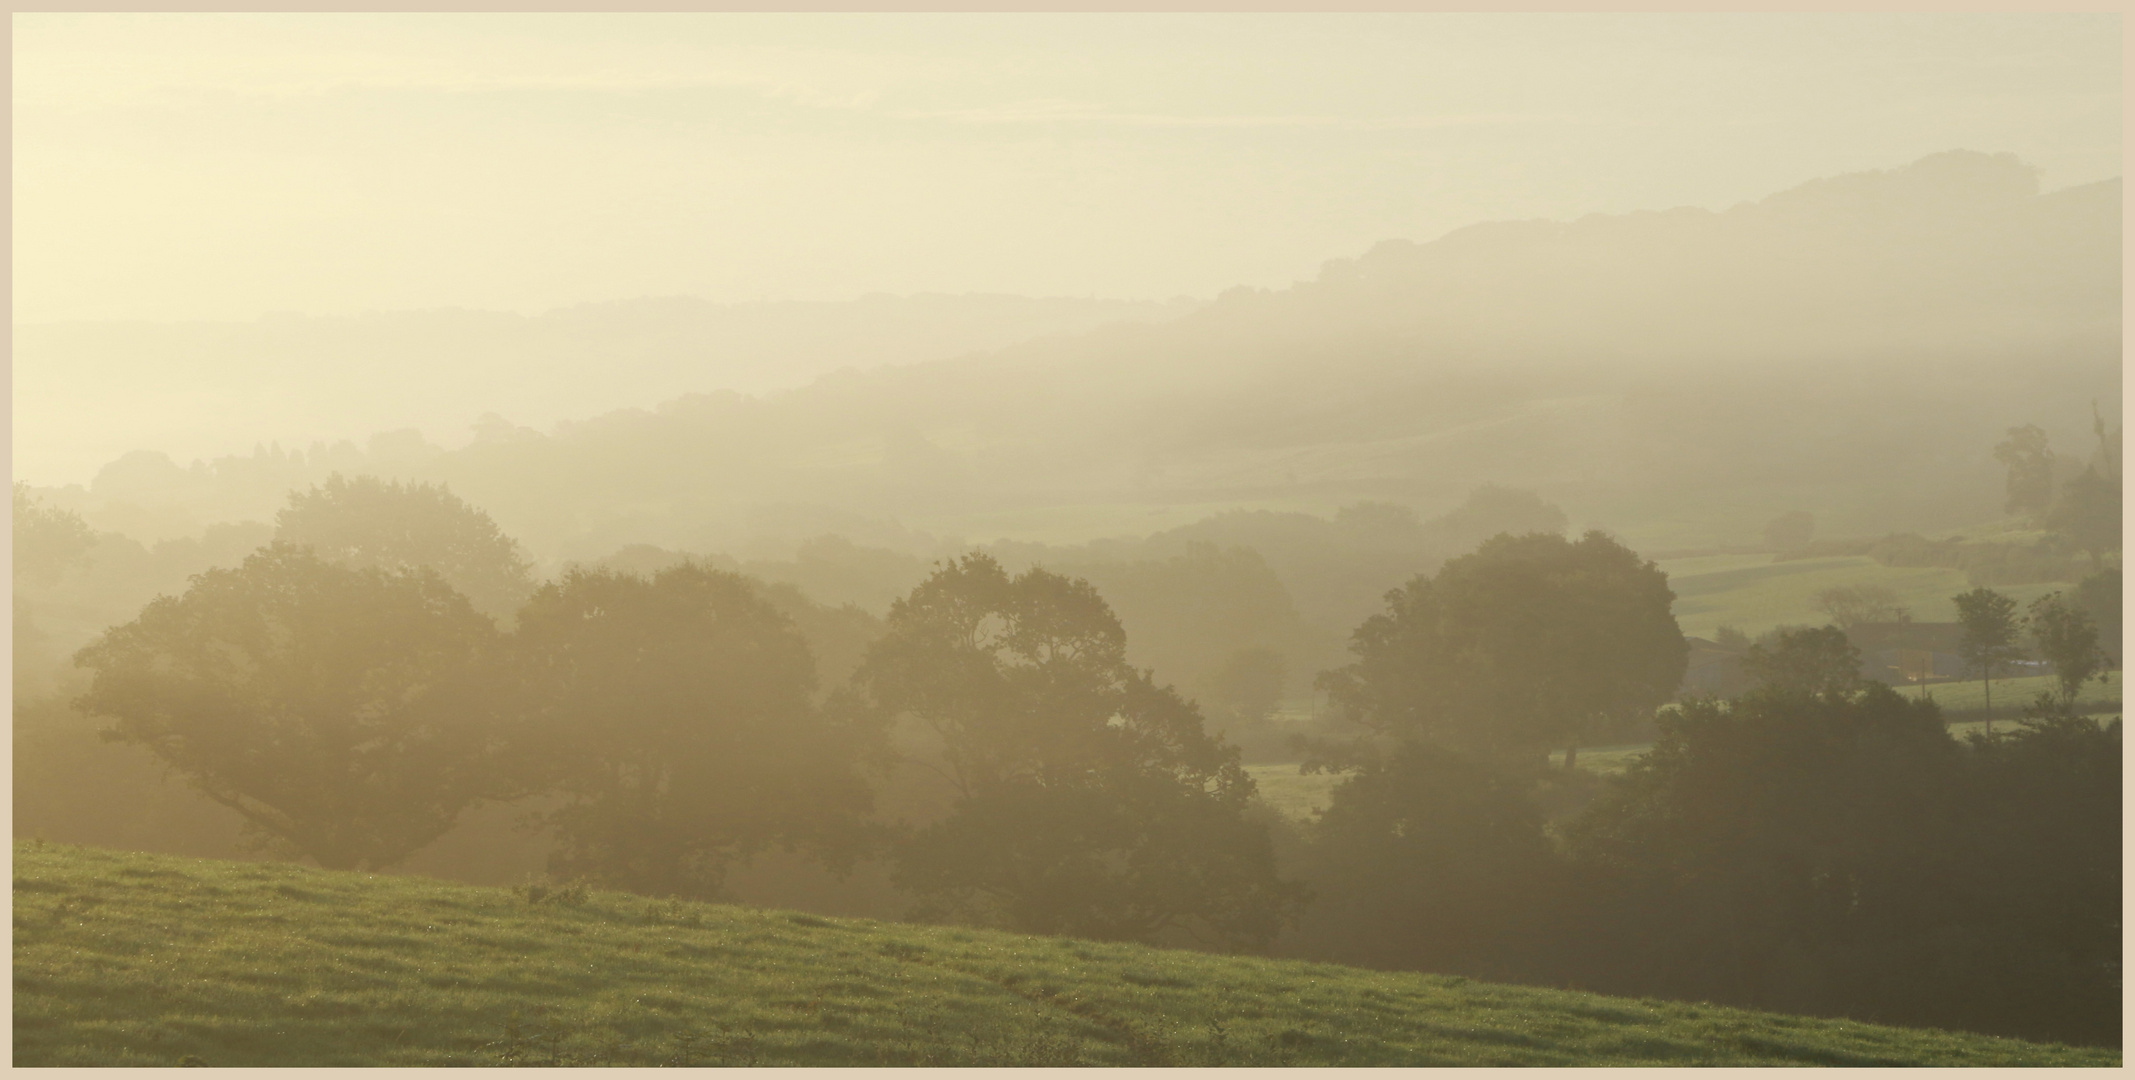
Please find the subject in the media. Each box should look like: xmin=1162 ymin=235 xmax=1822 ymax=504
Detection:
xmin=15 ymin=13 xmax=2121 ymax=325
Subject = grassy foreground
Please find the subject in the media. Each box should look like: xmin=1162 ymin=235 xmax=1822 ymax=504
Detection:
xmin=12 ymin=842 xmax=2116 ymax=1067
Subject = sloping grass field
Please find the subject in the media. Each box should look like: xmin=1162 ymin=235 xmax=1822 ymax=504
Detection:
xmin=12 ymin=842 xmax=2116 ymax=1067
xmin=1895 ymin=670 xmax=2122 ymax=713
xmin=1658 ymin=553 xmax=2067 ymax=641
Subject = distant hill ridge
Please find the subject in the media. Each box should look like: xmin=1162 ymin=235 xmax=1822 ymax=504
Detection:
xmin=22 ymin=150 xmax=2121 ymax=559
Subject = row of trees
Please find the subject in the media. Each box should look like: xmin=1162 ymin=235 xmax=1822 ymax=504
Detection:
xmin=1954 ymin=583 xmax=2116 ymax=719
xmin=66 ymin=477 xmax=1306 ymax=946
xmin=50 ymin=473 xmax=2121 ymax=1045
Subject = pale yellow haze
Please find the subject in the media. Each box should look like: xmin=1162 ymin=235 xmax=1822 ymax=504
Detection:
xmin=13 ymin=13 xmax=2121 ymax=324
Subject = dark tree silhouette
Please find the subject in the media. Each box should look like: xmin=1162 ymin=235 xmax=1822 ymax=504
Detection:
xmin=73 ymin=543 xmax=507 ymax=870
xmin=1561 ymin=687 xmax=2120 ymax=1047
xmin=1741 ymin=625 xmax=1863 ymax=695
xmin=2072 ymin=568 xmax=2120 ymax=664
xmin=512 ymin=563 xmax=878 ymax=899
xmin=1953 ymin=587 xmax=2025 ymax=728
xmin=1318 ymin=530 xmax=1687 ymax=771
xmin=2025 ymin=592 xmax=2110 ymax=711
xmin=855 ymin=553 xmax=1303 ymax=947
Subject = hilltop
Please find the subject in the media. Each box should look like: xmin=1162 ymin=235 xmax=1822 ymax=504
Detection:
xmin=12 ymin=842 xmax=2116 ymax=1067
xmin=24 ymin=152 xmax=2118 ymax=561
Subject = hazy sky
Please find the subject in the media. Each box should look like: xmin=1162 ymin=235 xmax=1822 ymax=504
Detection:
xmin=13 ymin=13 xmax=2121 ymax=324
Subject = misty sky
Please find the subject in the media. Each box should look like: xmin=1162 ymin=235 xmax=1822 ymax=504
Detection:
xmin=13 ymin=12 xmax=2122 ymax=324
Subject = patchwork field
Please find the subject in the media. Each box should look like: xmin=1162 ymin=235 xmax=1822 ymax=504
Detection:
xmin=1657 ymin=553 xmax=2068 ymax=641
xmin=12 ymin=843 xmax=2115 ymax=1067
xmin=1896 ymin=670 xmax=2122 ymax=714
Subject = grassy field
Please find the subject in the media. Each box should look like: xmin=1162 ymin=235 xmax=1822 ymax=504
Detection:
xmin=13 ymin=842 xmax=2115 ymax=1067
xmin=1657 ymin=553 xmax=2067 ymax=641
xmin=1895 ymin=670 xmax=2122 ymax=713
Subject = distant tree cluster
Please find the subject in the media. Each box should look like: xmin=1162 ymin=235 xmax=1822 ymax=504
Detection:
xmin=1283 ymin=529 xmax=2117 ymax=1047
xmin=1994 ymin=406 xmax=2121 ymax=569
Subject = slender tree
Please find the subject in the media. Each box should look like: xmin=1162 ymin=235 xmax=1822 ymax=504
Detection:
xmin=1952 ymin=587 xmax=2025 ymax=730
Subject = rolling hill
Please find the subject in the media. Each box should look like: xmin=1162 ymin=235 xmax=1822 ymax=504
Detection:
xmin=24 ymin=150 xmax=2119 ymax=565
xmin=12 ymin=842 xmax=2117 ymax=1067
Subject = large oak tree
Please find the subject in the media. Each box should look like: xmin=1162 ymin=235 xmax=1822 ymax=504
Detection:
xmin=73 ymin=543 xmax=508 ymax=870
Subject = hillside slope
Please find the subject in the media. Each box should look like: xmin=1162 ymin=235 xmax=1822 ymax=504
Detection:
xmin=12 ymin=843 xmax=2115 ymax=1067
xmin=35 ymin=152 xmax=2118 ymax=561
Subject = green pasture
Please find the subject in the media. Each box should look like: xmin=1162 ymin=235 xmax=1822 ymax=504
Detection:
xmin=1895 ymin=670 xmax=2121 ymax=714
xmin=13 ymin=842 xmax=2114 ymax=1067
xmin=1658 ymin=554 xmax=2068 ymax=641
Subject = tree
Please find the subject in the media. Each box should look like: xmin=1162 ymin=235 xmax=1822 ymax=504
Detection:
xmin=855 ymin=554 xmax=1303 ymax=947
xmin=2071 ymin=569 xmax=2120 ymax=665
xmin=1992 ymin=424 xmax=2056 ymax=519
xmin=2025 ymin=592 xmax=2110 ymax=711
xmin=1741 ymin=625 xmax=1863 ymax=695
xmin=1810 ymin=583 xmax=1910 ymax=629
xmin=511 ymin=563 xmax=877 ymax=899
xmin=1288 ymin=739 xmax=1558 ymax=977
xmin=1560 ymin=687 xmax=2120 ymax=1047
xmin=1318 ymin=531 xmax=1687 ymax=771
xmin=2043 ymin=407 xmax=2122 ymax=571
xmin=13 ymin=483 xmax=96 ymax=586
xmin=1952 ymin=587 xmax=2025 ymax=729
xmin=72 ymin=543 xmax=507 ymax=870
xmin=275 ymin=473 xmax=535 ymax=619
xmin=1762 ymin=511 xmax=1815 ymax=553
xmin=2045 ymin=467 xmax=2121 ymax=572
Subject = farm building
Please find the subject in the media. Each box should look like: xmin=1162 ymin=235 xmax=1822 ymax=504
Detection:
xmin=1844 ymin=621 xmax=1972 ymax=685
xmin=1680 ymin=636 xmax=1749 ymax=698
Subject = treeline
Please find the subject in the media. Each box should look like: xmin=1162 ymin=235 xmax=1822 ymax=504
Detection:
xmin=14 ymin=477 xmax=2120 ymax=1047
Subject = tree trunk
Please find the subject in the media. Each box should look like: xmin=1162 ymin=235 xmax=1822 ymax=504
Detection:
xmin=1563 ymin=743 xmax=1580 ymax=772
xmin=1983 ymin=672 xmax=1993 ymax=734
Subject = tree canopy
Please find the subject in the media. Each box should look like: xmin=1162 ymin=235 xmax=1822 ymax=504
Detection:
xmin=855 ymin=553 xmax=1302 ymax=946
xmin=1992 ymin=424 xmax=2056 ymax=519
xmin=72 ymin=543 xmax=506 ymax=871
xmin=1561 ymin=688 xmax=2119 ymax=1047
xmin=275 ymin=473 xmax=535 ymax=619
xmin=14 ymin=483 xmax=97 ymax=586
xmin=2025 ymin=592 xmax=2110 ymax=711
xmin=1318 ymin=530 xmax=1687 ymax=767
xmin=1952 ymin=587 xmax=2025 ymax=719
xmin=511 ymin=563 xmax=878 ymax=899
xmin=1741 ymin=625 xmax=1863 ymax=695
